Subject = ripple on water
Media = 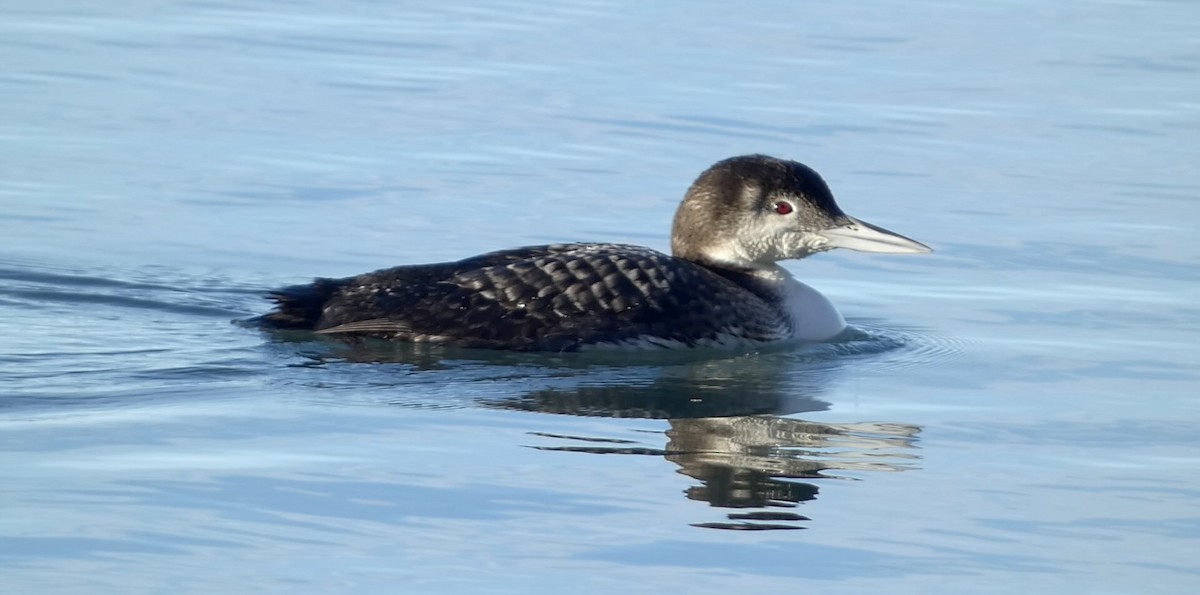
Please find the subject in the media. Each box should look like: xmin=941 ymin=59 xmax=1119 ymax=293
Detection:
xmin=842 ymin=318 xmax=969 ymax=371
xmin=0 ymin=262 xmax=272 ymax=412
xmin=0 ymin=264 xmax=256 ymax=319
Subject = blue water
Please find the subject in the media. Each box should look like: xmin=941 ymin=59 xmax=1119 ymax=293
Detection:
xmin=3 ymin=1 xmax=1199 ymax=593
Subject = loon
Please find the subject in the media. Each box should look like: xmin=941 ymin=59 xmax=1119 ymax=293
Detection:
xmin=253 ymin=155 xmax=931 ymax=351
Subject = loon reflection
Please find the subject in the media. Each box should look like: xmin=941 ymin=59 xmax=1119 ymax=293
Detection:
xmin=473 ymin=343 xmax=922 ymax=531
xmin=286 ymin=329 xmax=922 ymax=530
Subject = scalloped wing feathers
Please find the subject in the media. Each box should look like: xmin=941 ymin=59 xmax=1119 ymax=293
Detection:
xmin=260 ymin=244 xmax=790 ymax=351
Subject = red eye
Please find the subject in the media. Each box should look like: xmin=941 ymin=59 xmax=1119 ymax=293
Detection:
xmin=773 ymin=201 xmax=794 ymax=215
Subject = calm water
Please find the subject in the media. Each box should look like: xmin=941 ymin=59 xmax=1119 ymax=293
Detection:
xmin=3 ymin=1 xmax=1199 ymax=593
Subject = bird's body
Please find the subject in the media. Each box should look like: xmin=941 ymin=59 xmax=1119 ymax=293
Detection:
xmin=252 ymin=155 xmax=930 ymax=351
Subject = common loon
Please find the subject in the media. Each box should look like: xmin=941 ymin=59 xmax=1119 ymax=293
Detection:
xmin=253 ymin=155 xmax=931 ymax=351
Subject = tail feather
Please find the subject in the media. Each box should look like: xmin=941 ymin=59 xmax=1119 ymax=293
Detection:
xmin=250 ymin=278 xmax=344 ymax=330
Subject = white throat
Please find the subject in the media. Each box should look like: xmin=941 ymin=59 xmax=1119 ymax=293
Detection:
xmin=751 ymin=265 xmax=847 ymax=342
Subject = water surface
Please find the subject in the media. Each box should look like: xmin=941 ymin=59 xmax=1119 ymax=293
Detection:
xmin=3 ymin=1 xmax=1199 ymax=593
